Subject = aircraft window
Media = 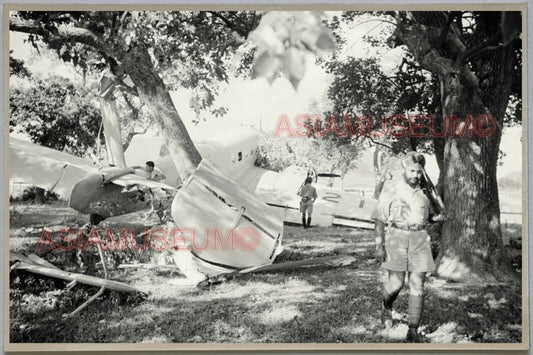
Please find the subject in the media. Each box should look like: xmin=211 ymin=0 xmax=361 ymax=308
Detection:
xmin=238 ymin=152 xmax=242 ymax=161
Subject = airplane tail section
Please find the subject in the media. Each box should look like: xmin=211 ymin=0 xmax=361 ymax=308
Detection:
xmin=170 ymin=159 xmax=284 ymax=283
xmin=99 ymin=97 xmax=127 ymax=168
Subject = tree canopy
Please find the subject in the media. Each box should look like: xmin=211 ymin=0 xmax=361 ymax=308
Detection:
xmin=10 ymin=75 xmax=102 ymax=156
xmin=10 ymin=10 xmax=339 ymax=178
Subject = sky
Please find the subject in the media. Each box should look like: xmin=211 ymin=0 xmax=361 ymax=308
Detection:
xmin=9 ymin=14 xmax=523 ymax=182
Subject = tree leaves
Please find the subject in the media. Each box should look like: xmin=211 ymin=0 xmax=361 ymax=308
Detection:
xmin=10 ymin=76 xmax=102 ymax=156
xmin=12 ymin=11 xmax=259 ymax=118
xmin=250 ymin=11 xmax=336 ymax=89
xmin=256 ymin=132 xmax=361 ymax=176
xmin=251 ymin=50 xmax=281 ymax=82
xmin=9 ymin=52 xmax=31 ymax=78
xmin=282 ymin=47 xmax=306 ymax=86
xmin=316 ymin=31 xmax=336 ymax=51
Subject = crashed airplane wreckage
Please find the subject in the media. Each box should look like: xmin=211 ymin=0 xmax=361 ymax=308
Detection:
xmin=9 ymin=71 xmax=358 ymax=315
xmin=9 ymin=158 xmax=356 ymax=315
xmin=126 ymin=126 xmax=378 ymax=230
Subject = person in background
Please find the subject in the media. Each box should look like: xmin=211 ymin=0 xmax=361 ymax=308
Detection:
xmin=144 ymin=161 xmax=166 ymax=181
xmin=132 ymin=161 xmax=166 ymax=181
xmin=297 ymin=176 xmax=317 ymax=229
xmin=129 ymin=161 xmax=167 ymax=221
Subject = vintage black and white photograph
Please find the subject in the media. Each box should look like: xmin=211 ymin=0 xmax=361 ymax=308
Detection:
xmin=5 ymin=4 xmax=526 ymax=350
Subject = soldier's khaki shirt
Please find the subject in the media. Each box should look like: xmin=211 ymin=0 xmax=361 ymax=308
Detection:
xmin=371 ymin=178 xmax=432 ymax=225
xmin=298 ymin=184 xmax=317 ymax=201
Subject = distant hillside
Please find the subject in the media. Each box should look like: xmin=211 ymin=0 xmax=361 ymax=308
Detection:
xmin=499 ymin=170 xmax=522 ymax=190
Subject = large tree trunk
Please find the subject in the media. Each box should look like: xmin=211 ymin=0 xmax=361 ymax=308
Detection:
xmin=392 ymin=12 xmax=519 ymax=282
xmin=120 ymin=46 xmax=202 ymax=181
xmin=436 ymin=83 xmax=507 ymax=282
xmin=433 ymin=136 xmax=445 ymax=197
xmin=432 ymin=85 xmax=445 ymax=197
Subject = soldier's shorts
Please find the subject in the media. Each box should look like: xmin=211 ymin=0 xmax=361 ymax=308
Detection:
xmin=382 ymin=227 xmax=435 ymax=273
xmin=299 ymin=200 xmax=314 ymax=214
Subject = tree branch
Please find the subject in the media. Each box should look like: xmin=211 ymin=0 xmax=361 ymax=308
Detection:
xmin=364 ymin=135 xmax=393 ymax=151
xmin=459 ymin=35 xmax=500 ymax=63
xmin=115 ymin=78 xmax=139 ymax=97
xmin=208 ymin=11 xmax=250 ymax=38
xmin=121 ymin=91 xmax=143 ymax=118
xmin=122 ymin=126 xmax=149 ymax=151
xmin=353 ymin=18 xmax=396 ymax=27
xmin=459 ymin=12 xmax=520 ymax=63
xmin=437 ymin=12 xmax=459 ymax=47
xmin=390 ymin=21 xmax=456 ymax=78
xmin=10 ymin=17 xmax=110 ymax=54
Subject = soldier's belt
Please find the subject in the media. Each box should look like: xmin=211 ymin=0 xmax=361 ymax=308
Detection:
xmin=389 ymin=222 xmax=426 ymax=231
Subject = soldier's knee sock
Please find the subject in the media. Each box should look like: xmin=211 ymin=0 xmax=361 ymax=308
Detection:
xmin=302 ymin=214 xmax=307 ymax=228
xmin=408 ymin=294 xmax=424 ymax=328
xmin=307 ymin=217 xmax=311 ymax=227
xmin=382 ymin=288 xmax=400 ymax=309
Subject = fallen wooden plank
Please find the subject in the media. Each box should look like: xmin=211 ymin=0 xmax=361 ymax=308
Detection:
xmin=197 ymin=254 xmax=356 ymax=287
xmin=27 ymin=253 xmax=61 ymax=270
xmin=239 ymin=254 xmax=356 ymax=274
xmin=10 ymin=252 xmax=143 ymax=293
xmin=118 ymin=263 xmax=181 ymax=270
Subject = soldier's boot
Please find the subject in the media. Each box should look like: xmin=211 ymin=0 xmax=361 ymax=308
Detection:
xmin=302 ymin=214 xmax=307 ymax=229
xmin=306 ymin=217 xmax=311 ymax=228
xmin=406 ymin=326 xmax=422 ymax=343
xmin=381 ymin=288 xmax=400 ymax=329
xmin=406 ymin=294 xmax=424 ymax=342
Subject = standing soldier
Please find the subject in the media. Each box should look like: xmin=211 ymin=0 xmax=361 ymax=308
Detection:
xmin=371 ymin=151 xmax=444 ymax=342
xmin=297 ymin=176 xmax=318 ymax=229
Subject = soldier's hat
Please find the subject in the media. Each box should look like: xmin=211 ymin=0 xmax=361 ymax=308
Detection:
xmin=401 ymin=151 xmax=425 ymax=169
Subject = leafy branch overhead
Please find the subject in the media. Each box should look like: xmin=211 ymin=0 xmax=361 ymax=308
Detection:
xmin=250 ymin=11 xmax=336 ymax=89
xmin=10 ymin=11 xmax=259 ymax=113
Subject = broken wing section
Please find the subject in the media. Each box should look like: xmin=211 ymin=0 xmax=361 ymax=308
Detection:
xmin=69 ymin=167 xmax=176 ymax=218
xmin=9 ymin=137 xmax=97 ymax=199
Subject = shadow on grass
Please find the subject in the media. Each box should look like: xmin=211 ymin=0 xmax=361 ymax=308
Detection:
xmin=9 ymin=209 xmax=523 ymax=344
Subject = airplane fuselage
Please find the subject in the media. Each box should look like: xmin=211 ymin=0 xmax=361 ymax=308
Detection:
xmin=124 ymin=127 xmax=377 ymax=229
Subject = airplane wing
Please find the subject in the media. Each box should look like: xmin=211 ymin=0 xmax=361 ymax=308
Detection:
xmin=68 ymin=167 xmax=176 ymax=217
xmin=111 ymin=168 xmax=176 ymax=193
xmin=9 ymin=137 xmax=98 ymax=198
xmin=10 ymin=137 xmax=176 ymax=218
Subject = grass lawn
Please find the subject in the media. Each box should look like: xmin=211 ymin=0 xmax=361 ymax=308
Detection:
xmin=9 ymin=203 xmax=523 ymax=344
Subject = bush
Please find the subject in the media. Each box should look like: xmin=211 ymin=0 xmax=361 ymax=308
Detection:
xmin=20 ymin=186 xmax=59 ymax=203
